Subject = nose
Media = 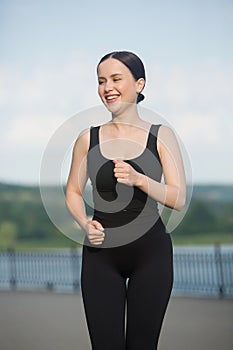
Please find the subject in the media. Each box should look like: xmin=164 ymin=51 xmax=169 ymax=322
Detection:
xmin=104 ymin=79 xmax=113 ymax=92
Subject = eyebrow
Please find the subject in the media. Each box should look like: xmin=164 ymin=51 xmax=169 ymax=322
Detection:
xmin=98 ymin=73 xmax=124 ymax=80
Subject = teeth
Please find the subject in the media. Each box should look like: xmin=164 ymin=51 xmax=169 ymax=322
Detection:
xmin=106 ymin=96 xmax=118 ymax=100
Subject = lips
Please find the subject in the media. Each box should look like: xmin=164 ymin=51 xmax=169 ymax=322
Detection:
xmin=105 ymin=94 xmax=120 ymax=103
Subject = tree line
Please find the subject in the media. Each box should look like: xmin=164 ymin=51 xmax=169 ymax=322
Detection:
xmin=0 ymin=183 xmax=232 ymax=247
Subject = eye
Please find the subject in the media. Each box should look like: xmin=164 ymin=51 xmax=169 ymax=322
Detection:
xmin=98 ymin=80 xmax=104 ymax=85
xmin=113 ymin=78 xmax=121 ymax=82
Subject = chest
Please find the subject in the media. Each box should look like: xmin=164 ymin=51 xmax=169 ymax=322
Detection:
xmin=99 ymin=138 xmax=147 ymax=160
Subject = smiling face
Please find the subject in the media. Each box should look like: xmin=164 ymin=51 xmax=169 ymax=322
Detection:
xmin=97 ymin=58 xmax=144 ymax=114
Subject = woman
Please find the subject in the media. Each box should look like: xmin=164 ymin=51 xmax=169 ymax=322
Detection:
xmin=66 ymin=51 xmax=186 ymax=350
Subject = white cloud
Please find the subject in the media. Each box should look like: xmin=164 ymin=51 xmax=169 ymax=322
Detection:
xmin=146 ymin=59 xmax=233 ymax=142
xmin=147 ymin=59 xmax=233 ymax=110
xmin=0 ymin=51 xmax=100 ymax=118
xmin=175 ymin=113 xmax=220 ymax=145
xmin=1 ymin=114 xmax=65 ymax=151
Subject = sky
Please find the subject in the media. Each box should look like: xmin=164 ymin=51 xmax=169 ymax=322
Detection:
xmin=0 ymin=0 xmax=233 ymax=185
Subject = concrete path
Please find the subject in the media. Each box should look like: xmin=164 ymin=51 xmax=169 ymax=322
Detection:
xmin=0 ymin=290 xmax=232 ymax=350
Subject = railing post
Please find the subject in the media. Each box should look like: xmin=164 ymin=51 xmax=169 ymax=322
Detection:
xmin=8 ymin=247 xmax=17 ymax=290
xmin=70 ymin=247 xmax=80 ymax=292
xmin=214 ymin=243 xmax=224 ymax=298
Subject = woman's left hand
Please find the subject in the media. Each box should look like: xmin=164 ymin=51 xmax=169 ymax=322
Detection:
xmin=113 ymin=159 xmax=142 ymax=187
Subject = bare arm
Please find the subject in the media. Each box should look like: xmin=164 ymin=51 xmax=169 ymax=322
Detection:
xmin=113 ymin=126 xmax=186 ymax=211
xmin=66 ymin=129 xmax=105 ymax=245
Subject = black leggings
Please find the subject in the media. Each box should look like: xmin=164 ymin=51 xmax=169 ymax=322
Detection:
xmin=81 ymin=224 xmax=173 ymax=350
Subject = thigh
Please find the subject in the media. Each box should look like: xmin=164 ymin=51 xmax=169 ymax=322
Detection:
xmin=81 ymin=246 xmax=127 ymax=350
xmin=126 ymin=233 xmax=173 ymax=350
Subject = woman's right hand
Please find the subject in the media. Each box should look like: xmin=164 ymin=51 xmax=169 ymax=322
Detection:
xmin=84 ymin=220 xmax=105 ymax=245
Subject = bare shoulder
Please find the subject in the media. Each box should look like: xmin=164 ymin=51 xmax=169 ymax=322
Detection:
xmin=157 ymin=125 xmax=179 ymax=157
xmin=158 ymin=125 xmax=176 ymax=139
xmin=73 ymin=127 xmax=90 ymax=154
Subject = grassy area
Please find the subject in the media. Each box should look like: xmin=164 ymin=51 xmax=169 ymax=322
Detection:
xmin=171 ymin=232 xmax=233 ymax=245
xmin=0 ymin=232 xmax=232 ymax=251
xmin=0 ymin=235 xmax=81 ymax=251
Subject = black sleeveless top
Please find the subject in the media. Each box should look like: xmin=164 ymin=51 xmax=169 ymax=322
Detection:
xmin=87 ymin=124 xmax=164 ymax=235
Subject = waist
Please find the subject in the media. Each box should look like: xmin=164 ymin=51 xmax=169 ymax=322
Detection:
xmin=93 ymin=206 xmax=160 ymax=228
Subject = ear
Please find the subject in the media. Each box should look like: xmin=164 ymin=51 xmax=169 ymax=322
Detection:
xmin=136 ymin=78 xmax=145 ymax=93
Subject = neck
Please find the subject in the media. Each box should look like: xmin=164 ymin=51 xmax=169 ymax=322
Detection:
xmin=111 ymin=103 xmax=141 ymax=126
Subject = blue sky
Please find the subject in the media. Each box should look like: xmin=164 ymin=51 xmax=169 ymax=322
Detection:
xmin=0 ymin=0 xmax=233 ymax=184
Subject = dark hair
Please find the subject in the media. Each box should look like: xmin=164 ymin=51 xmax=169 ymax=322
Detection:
xmin=97 ymin=51 xmax=146 ymax=104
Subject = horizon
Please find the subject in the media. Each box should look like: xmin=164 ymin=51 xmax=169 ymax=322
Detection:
xmin=1 ymin=180 xmax=232 ymax=187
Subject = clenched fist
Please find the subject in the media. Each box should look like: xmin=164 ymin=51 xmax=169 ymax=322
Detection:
xmin=113 ymin=159 xmax=142 ymax=187
xmin=84 ymin=220 xmax=105 ymax=245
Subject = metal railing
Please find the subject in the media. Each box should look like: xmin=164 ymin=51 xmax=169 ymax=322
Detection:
xmin=0 ymin=248 xmax=81 ymax=292
xmin=0 ymin=246 xmax=232 ymax=298
xmin=173 ymin=245 xmax=233 ymax=298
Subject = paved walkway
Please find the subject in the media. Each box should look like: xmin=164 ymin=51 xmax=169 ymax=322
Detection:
xmin=0 ymin=290 xmax=232 ymax=350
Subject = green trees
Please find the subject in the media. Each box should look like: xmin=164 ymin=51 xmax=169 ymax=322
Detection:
xmin=0 ymin=182 xmax=232 ymax=248
xmin=0 ymin=184 xmax=60 ymax=246
xmin=0 ymin=221 xmax=18 ymax=249
xmin=175 ymin=200 xmax=217 ymax=235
